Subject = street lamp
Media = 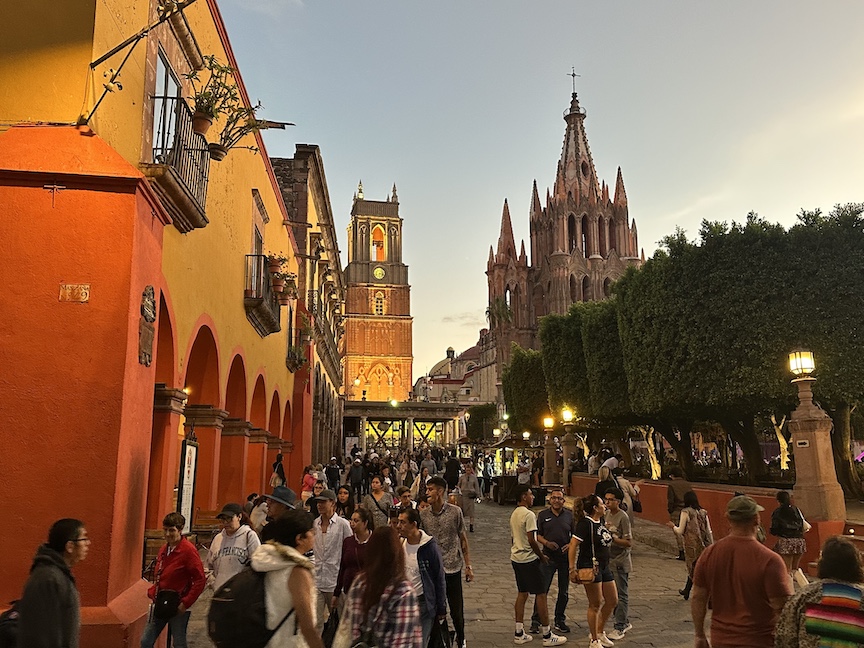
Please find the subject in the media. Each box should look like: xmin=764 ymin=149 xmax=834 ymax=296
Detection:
xmin=560 ymin=408 xmax=576 ymax=494
xmin=493 ymin=428 xmax=501 ymax=439
xmin=562 ymin=408 xmax=574 ymax=423
xmin=543 ymin=416 xmax=555 ymax=430
xmin=789 ymin=350 xmax=815 ymax=376
xmin=522 ymin=430 xmax=530 ymax=440
xmin=788 ymin=349 xmax=845 ymax=523
xmin=390 ymin=399 xmax=398 ymax=407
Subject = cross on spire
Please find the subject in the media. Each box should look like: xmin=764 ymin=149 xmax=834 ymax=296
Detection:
xmin=569 ymin=67 xmax=581 ymax=93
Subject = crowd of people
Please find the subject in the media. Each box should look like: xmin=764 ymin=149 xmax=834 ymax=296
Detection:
xmin=13 ymin=447 xmax=864 ymax=648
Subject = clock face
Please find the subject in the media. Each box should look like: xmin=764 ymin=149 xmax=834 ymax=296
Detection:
xmin=373 ymin=266 xmax=386 ymax=280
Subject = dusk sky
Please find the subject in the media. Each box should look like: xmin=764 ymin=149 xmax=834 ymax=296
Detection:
xmin=219 ymin=0 xmax=864 ymax=380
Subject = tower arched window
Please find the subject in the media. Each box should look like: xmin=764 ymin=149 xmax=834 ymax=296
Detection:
xmin=504 ymin=287 xmax=511 ymax=307
xmin=568 ymin=214 xmax=577 ymax=253
xmin=371 ymin=225 xmax=386 ymax=262
xmin=581 ymin=214 xmax=589 ymax=257
xmin=569 ymin=275 xmax=578 ymax=303
xmin=599 ymin=217 xmax=608 ymax=257
xmin=609 ymin=218 xmax=617 ymax=254
xmin=582 ymin=275 xmax=591 ymax=302
xmin=603 ymin=277 xmax=613 ymax=298
xmin=374 ymin=292 xmax=385 ymax=315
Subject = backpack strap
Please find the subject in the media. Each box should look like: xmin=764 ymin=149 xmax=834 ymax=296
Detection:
xmin=272 ymin=607 xmax=296 ymax=636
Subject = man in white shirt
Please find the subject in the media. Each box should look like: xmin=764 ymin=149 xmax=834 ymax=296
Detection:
xmin=510 ymin=486 xmax=566 ymax=646
xmin=312 ymin=489 xmax=352 ymax=629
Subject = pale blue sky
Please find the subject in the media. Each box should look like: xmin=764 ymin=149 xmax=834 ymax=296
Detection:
xmin=219 ymin=1 xmax=864 ymax=379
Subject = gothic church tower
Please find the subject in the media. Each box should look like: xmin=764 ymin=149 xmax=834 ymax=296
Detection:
xmin=343 ymin=183 xmax=413 ymax=402
xmin=487 ymin=92 xmax=642 ymax=370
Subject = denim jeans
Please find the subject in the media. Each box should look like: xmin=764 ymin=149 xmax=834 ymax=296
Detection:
xmin=140 ymin=610 xmax=191 ymax=648
xmin=418 ymin=596 xmax=435 ymax=647
xmin=611 ymin=563 xmax=630 ymax=630
xmin=531 ymin=558 xmax=569 ymax=626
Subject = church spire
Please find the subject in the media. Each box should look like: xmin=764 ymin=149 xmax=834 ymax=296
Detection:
xmin=357 ymin=180 xmax=364 ymax=200
xmin=530 ymin=180 xmax=542 ymax=220
xmin=391 ymin=183 xmax=398 ymax=203
xmin=555 ymin=91 xmax=599 ymax=200
xmin=496 ymin=199 xmax=517 ymax=262
xmin=614 ymin=167 xmax=627 ymax=206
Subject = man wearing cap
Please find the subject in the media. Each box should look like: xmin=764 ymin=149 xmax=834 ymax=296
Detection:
xmin=207 ymin=503 xmax=260 ymax=591
xmin=312 ymin=489 xmax=352 ymax=630
xmin=691 ymin=495 xmax=792 ymax=648
xmin=265 ymin=485 xmax=298 ymax=521
xmin=348 ymin=458 xmax=365 ymax=500
xmin=325 ymin=457 xmax=342 ymax=491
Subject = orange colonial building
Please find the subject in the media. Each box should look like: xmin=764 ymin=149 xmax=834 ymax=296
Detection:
xmin=0 ymin=0 xmax=340 ymax=644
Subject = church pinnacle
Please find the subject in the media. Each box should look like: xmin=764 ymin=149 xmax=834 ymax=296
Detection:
xmin=496 ymin=199 xmax=517 ymax=262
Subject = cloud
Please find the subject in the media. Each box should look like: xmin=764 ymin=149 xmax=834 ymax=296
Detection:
xmin=441 ymin=312 xmax=486 ymax=328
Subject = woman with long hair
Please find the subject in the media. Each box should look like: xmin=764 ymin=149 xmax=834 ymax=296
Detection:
xmin=272 ymin=453 xmax=286 ymax=488
xmin=362 ymin=476 xmax=394 ymax=530
xmin=770 ymin=490 xmax=811 ymax=588
xmin=334 ymin=527 xmax=421 ymax=648
xmin=568 ymin=494 xmax=617 ymax=648
xmin=667 ymin=490 xmax=713 ymax=600
xmin=335 ymin=485 xmax=355 ymax=520
xmin=774 ymin=536 xmax=864 ymax=648
xmin=251 ymin=510 xmax=324 ymax=648
xmin=593 ymin=466 xmax=617 ymax=499
xmin=331 ymin=506 xmax=374 ymax=609
xmin=410 ymin=466 xmax=431 ymax=502
xmin=300 ymin=465 xmax=317 ymax=504
xmin=457 ymin=463 xmax=482 ymax=532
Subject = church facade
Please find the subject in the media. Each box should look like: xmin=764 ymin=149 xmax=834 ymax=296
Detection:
xmin=343 ymin=185 xmax=414 ymax=402
xmin=487 ymin=91 xmax=643 ymax=372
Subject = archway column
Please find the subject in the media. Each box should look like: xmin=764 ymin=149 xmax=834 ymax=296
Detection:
xmin=218 ymin=419 xmax=251 ymax=505
xmin=406 ymin=417 xmax=415 ymax=451
xmin=360 ymin=416 xmax=368 ymax=452
xmin=146 ymin=385 xmax=187 ymax=528
xmin=245 ymin=428 xmax=270 ymax=496
xmin=266 ymin=437 xmax=285 ymax=491
xmin=183 ymin=405 xmax=228 ymax=512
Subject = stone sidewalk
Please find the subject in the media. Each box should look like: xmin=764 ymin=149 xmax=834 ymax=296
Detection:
xmin=187 ymin=501 xmax=698 ymax=647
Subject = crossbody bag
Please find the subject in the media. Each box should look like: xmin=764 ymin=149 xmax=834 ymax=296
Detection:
xmin=576 ymin=518 xmax=600 ymax=584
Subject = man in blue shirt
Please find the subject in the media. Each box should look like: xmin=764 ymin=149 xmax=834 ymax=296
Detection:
xmin=530 ymin=487 xmax=574 ymax=634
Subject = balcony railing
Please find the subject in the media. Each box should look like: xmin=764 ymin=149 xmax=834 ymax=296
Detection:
xmin=244 ymin=255 xmax=281 ymax=337
xmin=141 ymin=95 xmax=210 ymax=233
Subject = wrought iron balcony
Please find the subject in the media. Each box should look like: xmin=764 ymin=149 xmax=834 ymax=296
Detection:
xmin=141 ymin=95 xmax=210 ymax=233
xmin=244 ymin=255 xmax=281 ymax=337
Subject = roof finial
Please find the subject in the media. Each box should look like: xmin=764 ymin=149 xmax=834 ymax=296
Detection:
xmin=568 ymin=66 xmax=581 ymax=94
xmin=391 ymin=183 xmax=398 ymax=203
xmin=357 ymin=180 xmax=364 ymax=200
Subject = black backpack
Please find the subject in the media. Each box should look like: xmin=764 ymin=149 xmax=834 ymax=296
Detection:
xmin=0 ymin=601 xmax=19 ymax=648
xmin=208 ymin=568 xmax=295 ymax=648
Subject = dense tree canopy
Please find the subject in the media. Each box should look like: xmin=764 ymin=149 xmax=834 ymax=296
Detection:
xmin=538 ymin=309 xmax=591 ymax=417
xmin=465 ymin=403 xmax=497 ymax=441
xmin=502 ymin=343 xmax=548 ymax=435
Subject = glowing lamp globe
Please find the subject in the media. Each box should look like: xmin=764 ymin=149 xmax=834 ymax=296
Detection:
xmin=789 ymin=350 xmax=815 ymax=377
xmin=543 ymin=417 xmax=555 ymax=429
xmin=522 ymin=431 xmax=531 ymax=440
xmin=562 ymin=408 xmax=574 ymax=423
xmin=492 ymin=428 xmax=501 ymax=438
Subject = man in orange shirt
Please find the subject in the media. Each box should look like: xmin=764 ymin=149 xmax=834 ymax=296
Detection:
xmin=691 ymin=496 xmax=792 ymax=648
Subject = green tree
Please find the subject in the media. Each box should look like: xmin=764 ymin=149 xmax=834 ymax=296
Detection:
xmin=539 ymin=308 xmax=591 ymax=417
xmin=465 ymin=403 xmax=497 ymax=441
xmin=502 ymin=343 xmax=548 ymax=435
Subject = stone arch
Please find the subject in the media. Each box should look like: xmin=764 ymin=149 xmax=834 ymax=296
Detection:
xmin=580 ymin=214 xmax=589 ymax=257
xmin=567 ymin=214 xmax=577 ymax=253
xmin=603 ymin=277 xmax=613 ymax=298
xmin=582 ymin=275 xmax=592 ymax=302
xmin=183 ymin=325 xmax=220 ymax=406
xmin=532 ymin=285 xmax=545 ymax=319
xmin=224 ymin=354 xmax=247 ymax=420
xmin=599 ymin=217 xmax=608 ymax=257
xmin=154 ymin=294 xmax=176 ymax=386
xmin=374 ymin=291 xmax=385 ymax=316
xmin=281 ymin=400 xmax=292 ymax=440
xmin=269 ymin=391 xmax=281 ymax=435
xmin=569 ymin=274 xmax=578 ymax=303
xmin=371 ymin=224 xmax=386 ymax=262
xmin=250 ymin=375 xmax=267 ymax=429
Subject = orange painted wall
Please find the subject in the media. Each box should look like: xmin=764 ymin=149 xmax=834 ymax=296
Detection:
xmin=0 ymin=127 xmax=167 ymax=626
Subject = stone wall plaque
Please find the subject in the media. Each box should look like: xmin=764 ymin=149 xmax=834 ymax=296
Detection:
xmin=59 ymin=284 xmax=90 ymax=302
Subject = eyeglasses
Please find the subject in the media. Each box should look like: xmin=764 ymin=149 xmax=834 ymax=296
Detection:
xmin=603 ymin=497 xmax=618 ymax=502
xmin=69 ymin=537 xmax=91 ymax=544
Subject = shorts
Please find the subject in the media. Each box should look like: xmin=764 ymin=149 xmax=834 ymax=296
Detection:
xmin=593 ymin=566 xmax=614 ymax=583
xmin=775 ymin=537 xmax=807 ymax=555
xmin=512 ymin=560 xmax=546 ymax=594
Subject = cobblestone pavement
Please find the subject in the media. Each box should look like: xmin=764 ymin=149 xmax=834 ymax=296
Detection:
xmin=188 ymin=500 xmax=700 ymax=648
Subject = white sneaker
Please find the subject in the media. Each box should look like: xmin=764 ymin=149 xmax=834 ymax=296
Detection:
xmin=597 ymin=632 xmax=614 ymax=647
xmin=606 ymin=630 xmax=625 ymax=641
xmin=515 ymin=633 xmax=534 ymax=645
xmin=589 ymin=641 xmax=603 ymax=648
xmin=542 ymin=632 xmax=567 ymax=646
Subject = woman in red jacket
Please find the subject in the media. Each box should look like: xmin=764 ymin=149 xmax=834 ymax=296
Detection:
xmin=141 ymin=512 xmax=205 ymax=648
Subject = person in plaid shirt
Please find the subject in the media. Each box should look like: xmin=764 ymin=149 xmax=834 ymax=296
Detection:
xmin=336 ymin=527 xmax=422 ymax=648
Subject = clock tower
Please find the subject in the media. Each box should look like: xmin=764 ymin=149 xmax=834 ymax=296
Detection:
xmin=343 ymin=183 xmax=413 ymax=402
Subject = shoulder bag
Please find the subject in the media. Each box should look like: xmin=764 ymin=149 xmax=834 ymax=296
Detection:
xmin=576 ymin=518 xmax=600 ymax=584
xmin=612 ymin=477 xmax=629 ymax=512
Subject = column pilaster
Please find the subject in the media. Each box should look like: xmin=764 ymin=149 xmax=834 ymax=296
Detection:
xmin=218 ymin=419 xmax=251 ymax=505
xmin=147 ymin=384 xmax=188 ymax=528
xmin=183 ymin=404 xmax=229 ymax=511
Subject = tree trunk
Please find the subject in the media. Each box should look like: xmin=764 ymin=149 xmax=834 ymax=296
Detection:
xmin=829 ymin=402 xmax=863 ymax=498
xmin=639 ymin=426 xmax=662 ymax=480
xmin=770 ymin=414 xmax=790 ymax=470
xmin=653 ymin=419 xmax=695 ymax=480
xmin=720 ymin=415 xmax=766 ymax=484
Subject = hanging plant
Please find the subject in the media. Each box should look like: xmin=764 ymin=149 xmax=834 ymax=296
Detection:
xmin=208 ymin=101 xmax=293 ymax=161
xmin=183 ymin=55 xmax=240 ymax=134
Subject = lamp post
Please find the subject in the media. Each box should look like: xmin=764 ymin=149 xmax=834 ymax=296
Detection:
xmin=542 ymin=416 xmax=561 ymax=485
xmin=560 ymin=408 xmax=576 ymax=493
xmin=788 ymin=350 xmax=846 ymax=522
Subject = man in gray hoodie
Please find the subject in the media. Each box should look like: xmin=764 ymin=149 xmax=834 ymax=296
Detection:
xmin=19 ymin=518 xmax=90 ymax=648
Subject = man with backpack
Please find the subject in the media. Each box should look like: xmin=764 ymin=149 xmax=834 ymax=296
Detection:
xmin=17 ymin=518 xmax=89 ymax=648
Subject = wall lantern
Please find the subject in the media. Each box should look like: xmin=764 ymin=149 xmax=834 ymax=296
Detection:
xmin=789 ymin=350 xmax=815 ymax=377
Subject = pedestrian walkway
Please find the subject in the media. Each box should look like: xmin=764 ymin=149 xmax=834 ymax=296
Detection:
xmin=187 ymin=500 xmax=698 ymax=647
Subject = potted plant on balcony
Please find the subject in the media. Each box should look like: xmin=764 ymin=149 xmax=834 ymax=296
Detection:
xmin=208 ymin=101 xmax=293 ymax=162
xmin=183 ymin=55 xmax=239 ymax=136
xmin=271 ymin=271 xmax=286 ymax=293
xmin=267 ymin=253 xmax=288 ymax=275
xmin=285 ymin=345 xmax=307 ymax=372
